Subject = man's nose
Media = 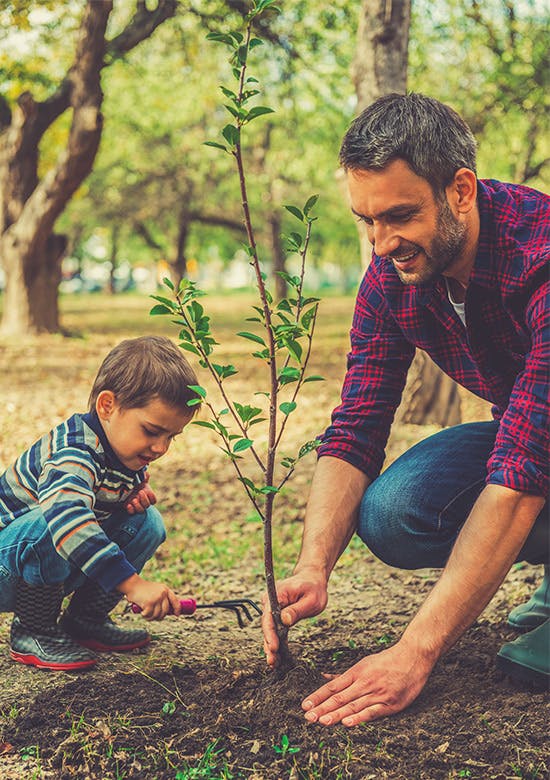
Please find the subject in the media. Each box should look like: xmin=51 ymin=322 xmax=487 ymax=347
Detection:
xmin=369 ymin=223 xmax=400 ymax=257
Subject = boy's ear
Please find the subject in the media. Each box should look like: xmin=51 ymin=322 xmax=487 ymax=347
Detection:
xmin=96 ymin=390 xmax=117 ymax=420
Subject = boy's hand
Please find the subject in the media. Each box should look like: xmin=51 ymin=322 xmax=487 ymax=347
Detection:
xmin=125 ymin=474 xmax=157 ymax=514
xmin=118 ymin=574 xmax=181 ymax=619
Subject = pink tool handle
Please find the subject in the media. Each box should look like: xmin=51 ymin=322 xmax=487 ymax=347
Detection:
xmin=131 ymin=598 xmax=197 ymax=615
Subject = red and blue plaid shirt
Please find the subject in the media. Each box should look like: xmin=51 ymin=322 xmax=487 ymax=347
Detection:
xmin=318 ymin=179 xmax=549 ymax=497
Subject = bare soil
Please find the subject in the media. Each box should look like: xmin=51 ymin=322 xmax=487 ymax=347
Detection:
xmin=0 ymin=295 xmax=547 ymax=779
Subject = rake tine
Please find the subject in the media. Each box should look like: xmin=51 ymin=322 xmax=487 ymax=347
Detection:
xmin=214 ymin=600 xmax=253 ymax=622
xmin=213 ymin=599 xmax=262 ymax=616
xmin=195 ymin=602 xmax=247 ymax=628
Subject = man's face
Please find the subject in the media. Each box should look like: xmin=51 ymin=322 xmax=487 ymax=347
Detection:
xmin=97 ymin=395 xmax=192 ymax=471
xmin=347 ymin=159 xmax=468 ymax=286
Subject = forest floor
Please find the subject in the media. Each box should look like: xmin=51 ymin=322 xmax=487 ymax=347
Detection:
xmin=0 ymin=293 xmax=547 ymax=780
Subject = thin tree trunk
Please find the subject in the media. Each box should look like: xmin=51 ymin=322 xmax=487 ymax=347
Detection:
xmin=269 ymin=210 xmax=287 ymax=300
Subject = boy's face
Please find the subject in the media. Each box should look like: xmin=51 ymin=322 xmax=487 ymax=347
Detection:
xmin=96 ymin=393 xmax=192 ymax=471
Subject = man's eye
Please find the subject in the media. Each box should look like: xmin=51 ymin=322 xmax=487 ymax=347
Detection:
xmin=392 ymin=213 xmax=413 ymax=222
xmin=143 ymin=428 xmax=156 ymax=436
xmin=356 ymin=216 xmax=373 ymax=226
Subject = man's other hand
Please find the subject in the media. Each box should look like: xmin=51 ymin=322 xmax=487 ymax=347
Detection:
xmin=301 ymin=639 xmax=435 ymax=726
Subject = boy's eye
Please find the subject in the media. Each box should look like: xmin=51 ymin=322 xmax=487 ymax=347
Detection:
xmin=143 ymin=427 xmax=157 ymax=436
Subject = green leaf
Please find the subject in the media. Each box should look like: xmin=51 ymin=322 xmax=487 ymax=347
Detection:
xmin=206 ymin=32 xmax=234 ymax=45
xmin=303 ymin=194 xmax=319 ymax=215
xmin=233 ymin=438 xmax=254 ymax=453
xmin=188 ymin=384 xmax=207 ymax=398
xmin=284 ymin=205 xmax=304 ymax=222
xmin=278 ymin=366 xmax=301 ymax=385
xmin=259 ymin=485 xmax=279 ymax=494
xmin=224 ymin=103 xmax=240 ymax=118
xmin=249 ymin=38 xmax=263 ymax=49
xmin=204 ymin=140 xmax=229 ymax=152
xmin=222 ymin=124 xmax=240 ymax=146
xmin=150 ymin=294 xmax=176 ymax=308
xmin=279 ymin=402 xmax=297 ymax=415
xmin=162 ymin=277 xmax=175 ymax=290
xmin=285 ymin=339 xmax=303 ymax=362
xmin=150 ymin=304 xmax=173 ymax=316
xmin=237 ymin=331 xmax=266 ymax=346
xmin=192 ymin=421 xmax=217 ymax=431
xmin=187 ymin=398 xmax=202 ymax=407
xmin=179 ymin=342 xmax=201 ymax=357
xmin=238 ymin=476 xmax=259 ymax=492
xmin=236 ymin=44 xmax=248 ymax=65
xmin=245 ymin=105 xmax=275 ymax=122
xmin=304 ymin=375 xmax=324 ymax=383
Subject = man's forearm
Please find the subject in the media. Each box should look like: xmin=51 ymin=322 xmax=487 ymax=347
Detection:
xmin=402 ymin=484 xmax=545 ymax=662
xmin=295 ymin=456 xmax=371 ymax=579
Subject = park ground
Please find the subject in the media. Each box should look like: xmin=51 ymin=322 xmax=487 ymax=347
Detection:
xmin=0 ymin=293 xmax=547 ymax=780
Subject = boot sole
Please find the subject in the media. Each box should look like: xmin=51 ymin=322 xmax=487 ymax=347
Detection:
xmin=10 ymin=650 xmax=98 ymax=671
xmin=496 ymin=655 xmax=550 ymax=689
xmin=75 ymin=636 xmax=151 ymax=652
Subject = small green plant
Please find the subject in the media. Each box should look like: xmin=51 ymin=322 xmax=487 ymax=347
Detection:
xmin=151 ymin=0 xmax=322 ymax=671
xmin=273 ymin=733 xmax=300 ymax=757
xmin=161 ymin=700 xmax=176 ymax=716
xmin=175 ymin=739 xmax=234 ymax=779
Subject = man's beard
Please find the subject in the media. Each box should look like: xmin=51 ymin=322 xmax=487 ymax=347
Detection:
xmin=392 ymin=199 xmax=468 ymax=286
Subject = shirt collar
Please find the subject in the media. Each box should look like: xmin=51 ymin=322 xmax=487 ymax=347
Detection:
xmin=467 ymin=179 xmax=500 ymax=290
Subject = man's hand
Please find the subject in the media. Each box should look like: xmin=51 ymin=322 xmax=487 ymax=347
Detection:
xmin=301 ymin=639 xmax=435 ymax=726
xmin=125 ymin=474 xmax=157 ymax=514
xmin=262 ymin=567 xmax=328 ymax=667
xmin=117 ymin=574 xmax=181 ymax=619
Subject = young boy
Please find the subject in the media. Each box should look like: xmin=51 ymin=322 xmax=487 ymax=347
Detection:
xmin=0 ymin=335 xmax=198 ymax=671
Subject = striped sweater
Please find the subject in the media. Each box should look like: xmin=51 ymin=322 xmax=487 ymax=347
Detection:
xmin=0 ymin=413 xmax=146 ymax=592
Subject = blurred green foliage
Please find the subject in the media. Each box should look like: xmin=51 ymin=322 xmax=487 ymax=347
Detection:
xmin=1 ymin=0 xmax=548 ymax=288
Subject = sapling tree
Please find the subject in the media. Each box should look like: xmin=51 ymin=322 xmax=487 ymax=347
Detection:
xmin=151 ymin=0 xmax=322 ymax=671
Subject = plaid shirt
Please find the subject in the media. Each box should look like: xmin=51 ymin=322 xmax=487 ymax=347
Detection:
xmin=318 ymin=179 xmax=549 ymax=497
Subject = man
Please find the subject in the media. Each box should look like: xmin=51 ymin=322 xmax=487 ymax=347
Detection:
xmin=262 ymin=93 xmax=549 ymax=726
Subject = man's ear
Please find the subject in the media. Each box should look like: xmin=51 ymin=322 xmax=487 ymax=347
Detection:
xmin=446 ymin=168 xmax=477 ymax=214
xmin=96 ymin=390 xmax=116 ymax=421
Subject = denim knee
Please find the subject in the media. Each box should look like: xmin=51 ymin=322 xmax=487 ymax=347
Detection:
xmin=106 ymin=506 xmax=166 ymax=572
xmin=357 ymin=474 xmax=455 ymax=570
xmin=0 ymin=512 xmax=71 ymax=588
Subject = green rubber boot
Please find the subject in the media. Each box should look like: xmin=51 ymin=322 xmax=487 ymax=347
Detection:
xmin=507 ymin=566 xmax=550 ymax=631
xmin=496 ymin=619 xmax=549 ymax=687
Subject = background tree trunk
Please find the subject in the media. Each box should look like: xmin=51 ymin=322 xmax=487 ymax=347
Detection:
xmin=352 ymin=0 xmax=462 ymax=426
xmin=0 ymin=0 xmax=177 ymax=337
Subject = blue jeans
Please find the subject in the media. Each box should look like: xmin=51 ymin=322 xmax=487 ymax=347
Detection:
xmin=0 ymin=506 xmax=166 ymax=612
xmin=358 ymin=422 xmax=548 ymax=569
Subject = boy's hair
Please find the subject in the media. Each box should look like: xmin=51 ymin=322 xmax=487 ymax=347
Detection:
xmin=88 ymin=336 xmax=199 ymax=413
xmin=339 ymin=92 xmax=477 ymax=195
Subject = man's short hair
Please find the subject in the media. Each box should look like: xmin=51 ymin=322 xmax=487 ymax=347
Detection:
xmin=88 ymin=336 xmax=199 ymax=413
xmin=339 ymin=92 xmax=477 ymax=194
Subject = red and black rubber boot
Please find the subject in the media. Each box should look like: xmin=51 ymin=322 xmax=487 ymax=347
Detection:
xmin=10 ymin=580 xmax=98 ymax=671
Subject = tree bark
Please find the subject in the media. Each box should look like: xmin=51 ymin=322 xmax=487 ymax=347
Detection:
xmin=352 ymin=0 xmax=461 ymax=426
xmin=269 ymin=210 xmax=287 ymax=301
xmin=0 ymin=0 xmax=177 ymax=336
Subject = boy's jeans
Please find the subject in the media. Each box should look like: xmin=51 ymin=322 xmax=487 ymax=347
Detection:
xmin=358 ymin=421 xmax=548 ymax=569
xmin=0 ymin=506 xmax=166 ymax=612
